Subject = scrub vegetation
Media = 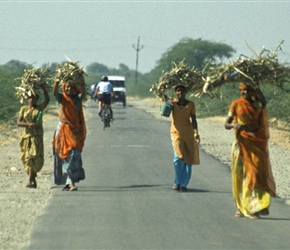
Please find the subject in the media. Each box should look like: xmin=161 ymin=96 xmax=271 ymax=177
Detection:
xmin=1 ymin=38 xmax=290 ymax=131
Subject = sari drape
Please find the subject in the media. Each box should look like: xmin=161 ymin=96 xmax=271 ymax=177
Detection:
xmin=19 ymin=106 xmax=44 ymax=174
xmin=229 ymin=97 xmax=276 ymax=216
xmin=52 ymin=85 xmax=86 ymax=159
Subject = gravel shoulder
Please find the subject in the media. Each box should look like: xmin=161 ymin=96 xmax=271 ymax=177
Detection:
xmin=0 ymin=97 xmax=289 ymax=249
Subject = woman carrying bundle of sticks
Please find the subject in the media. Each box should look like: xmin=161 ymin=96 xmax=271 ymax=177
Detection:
xmin=17 ymin=83 xmax=50 ymax=188
xmin=225 ymin=82 xmax=276 ymax=219
xmin=52 ymin=68 xmax=87 ymax=191
xmin=169 ymin=84 xmax=200 ymax=192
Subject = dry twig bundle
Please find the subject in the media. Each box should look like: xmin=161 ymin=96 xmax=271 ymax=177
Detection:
xmin=15 ymin=67 xmax=52 ymax=104
xmin=150 ymin=60 xmax=205 ymax=100
xmin=194 ymin=41 xmax=290 ymax=97
xmin=55 ymin=60 xmax=89 ymax=102
xmin=56 ymin=61 xmax=87 ymax=87
xmin=151 ymin=41 xmax=290 ymax=100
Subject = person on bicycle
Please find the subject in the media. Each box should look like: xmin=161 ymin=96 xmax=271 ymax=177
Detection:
xmin=90 ymin=83 xmax=97 ymax=102
xmin=94 ymin=76 xmax=114 ymax=118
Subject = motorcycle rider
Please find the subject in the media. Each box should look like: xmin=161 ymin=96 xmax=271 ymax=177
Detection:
xmin=94 ymin=76 xmax=114 ymax=118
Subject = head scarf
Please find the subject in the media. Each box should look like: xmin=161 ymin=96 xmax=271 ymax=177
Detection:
xmin=239 ymin=82 xmax=253 ymax=90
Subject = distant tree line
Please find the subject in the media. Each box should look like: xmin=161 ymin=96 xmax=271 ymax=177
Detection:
xmin=1 ymin=38 xmax=290 ymax=130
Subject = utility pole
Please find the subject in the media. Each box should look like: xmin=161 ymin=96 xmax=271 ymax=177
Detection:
xmin=132 ymin=36 xmax=144 ymax=84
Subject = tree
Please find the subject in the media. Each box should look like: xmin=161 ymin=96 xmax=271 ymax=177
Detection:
xmin=41 ymin=62 xmax=58 ymax=72
xmin=154 ymin=38 xmax=236 ymax=73
xmin=3 ymin=60 xmax=31 ymax=71
xmin=86 ymin=62 xmax=109 ymax=74
xmin=118 ymin=63 xmax=131 ymax=76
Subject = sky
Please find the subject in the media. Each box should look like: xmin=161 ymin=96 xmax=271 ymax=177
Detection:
xmin=1 ymin=1 xmax=290 ymax=74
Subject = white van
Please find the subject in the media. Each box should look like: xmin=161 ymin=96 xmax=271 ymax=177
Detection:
xmin=108 ymin=76 xmax=126 ymax=107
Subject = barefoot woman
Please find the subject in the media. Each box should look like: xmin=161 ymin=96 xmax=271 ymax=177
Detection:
xmin=17 ymin=83 xmax=50 ymax=188
xmin=169 ymin=84 xmax=200 ymax=191
xmin=225 ymin=83 xmax=276 ymax=219
xmin=52 ymin=76 xmax=86 ymax=191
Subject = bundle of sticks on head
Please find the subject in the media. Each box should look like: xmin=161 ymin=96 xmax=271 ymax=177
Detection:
xmin=55 ymin=61 xmax=87 ymax=88
xmin=198 ymin=40 xmax=290 ymax=98
xmin=150 ymin=60 xmax=205 ymax=101
xmin=150 ymin=41 xmax=290 ymax=100
xmin=15 ymin=67 xmax=52 ymax=104
xmin=55 ymin=60 xmax=89 ymax=100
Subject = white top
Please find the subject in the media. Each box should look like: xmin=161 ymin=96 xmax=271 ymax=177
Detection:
xmin=96 ymin=81 xmax=113 ymax=94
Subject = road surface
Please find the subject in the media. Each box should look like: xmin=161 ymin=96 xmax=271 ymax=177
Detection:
xmin=27 ymin=101 xmax=290 ymax=249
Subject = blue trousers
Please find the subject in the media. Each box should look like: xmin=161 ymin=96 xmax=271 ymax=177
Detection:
xmin=173 ymin=151 xmax=192 ymax=187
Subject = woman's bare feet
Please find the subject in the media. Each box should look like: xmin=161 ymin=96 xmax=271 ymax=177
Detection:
xmin=69 ymin=183 xmax=78 ymax=191
xmin=249 ymin=212 xmax=260 ymax=219
xmin=234 ymin=209 xmax=244 ymax=218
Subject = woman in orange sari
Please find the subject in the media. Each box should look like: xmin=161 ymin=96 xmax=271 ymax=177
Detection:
xmin=225 ymin=83 xmax=276 ymax=219
xmin=52 ymin=78 xmax=86 ymax=191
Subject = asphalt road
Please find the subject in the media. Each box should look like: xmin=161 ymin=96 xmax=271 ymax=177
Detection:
xmin=27 ymin=101 xmax=290 ymax=250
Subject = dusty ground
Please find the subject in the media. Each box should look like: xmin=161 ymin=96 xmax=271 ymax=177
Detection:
xmin=0 ymin=97 xmax=290 ymax=250
xmin=0 ymin=107 xmax=58 ymax=250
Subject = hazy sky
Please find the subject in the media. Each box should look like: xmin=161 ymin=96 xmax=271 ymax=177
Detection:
xmin=1 ymin=1 xmax=290 ymax=73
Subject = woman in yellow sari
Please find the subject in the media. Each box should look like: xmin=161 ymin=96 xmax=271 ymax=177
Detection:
xmin=225 ymin=83 xmax=276 ymax=219
xmin=17 ymin=83 xmax=50 ymax=188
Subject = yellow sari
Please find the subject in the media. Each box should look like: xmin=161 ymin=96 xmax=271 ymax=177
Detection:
xmin=229 ymin=97 xmax=276 ymax=217
xmin=19 ymin=106 xmax=44 ymax=174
